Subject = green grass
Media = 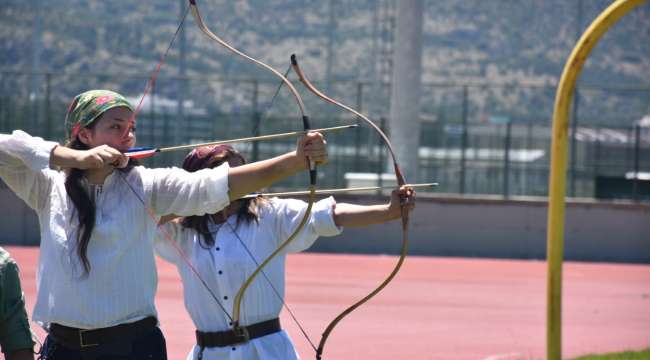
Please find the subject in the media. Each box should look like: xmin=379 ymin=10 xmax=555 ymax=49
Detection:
xmin=570 ymin=349 xmax=650 ymax=360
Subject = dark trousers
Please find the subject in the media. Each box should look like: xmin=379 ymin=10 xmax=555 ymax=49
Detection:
xmin=38 ymin=326 xmax=167 ymax=360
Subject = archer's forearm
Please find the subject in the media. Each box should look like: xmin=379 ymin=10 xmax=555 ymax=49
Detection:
xmin=333 ymin=202 xmax=398 ymax=228
xmin=227 ymin=151 xmax=305 ymax=201
xmin=50 ymin=145 xmax=82 ymax=168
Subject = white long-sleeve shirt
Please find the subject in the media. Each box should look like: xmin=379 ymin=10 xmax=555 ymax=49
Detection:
xmin=0 ymin=130 xmax=231 ymax=329
xmin=155 ymin=197 xmax=342 ymax=360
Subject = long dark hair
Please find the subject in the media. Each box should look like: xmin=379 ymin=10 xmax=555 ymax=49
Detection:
xmin=64 ymin=120 xmax=136 ymax=275
xmin=180 ymin=145 xmax=266 ymax=248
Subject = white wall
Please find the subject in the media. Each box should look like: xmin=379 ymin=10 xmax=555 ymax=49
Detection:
xmin=309 ymin=193 xmax=650 ymax=264
xmin=1 ymin=186 xmax=648 ymax=263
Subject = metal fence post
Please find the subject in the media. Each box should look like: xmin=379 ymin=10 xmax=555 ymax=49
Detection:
xmin=525 ymin=122 xmax=533 ymax=195
xmin=460 ymin=85 xmax=468 ymax=194
xmin=633 ymin=124 xmax=640 ymax=202
xmin=45 ymin=73 xmax=51 ymax=140
xmin=252 ymin=80 xmax=261 ymax=162
xmin=377 ymin=117 xmax=387 ymax=194
xmin=594 ymin=126 xmax=601 ymax=185
xmin=150 ymin=81 xmax=156 ymax=148
xmin=355 ymin=82 xmax=364 ymax=171
xmin=570 ymin=88 xmax=580 ymax=197
xmin=503 ymin=120 xmax=512 ymax=197
xmin=0 ymin=96 xmax=4 ymax=132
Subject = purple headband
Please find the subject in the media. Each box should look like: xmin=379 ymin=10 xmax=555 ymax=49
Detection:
xmin=182 ymin=145 xmax=243 ymax=172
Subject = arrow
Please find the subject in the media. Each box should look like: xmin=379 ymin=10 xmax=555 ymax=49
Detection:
xmin=125 ymin=124 xmax=358 ymax=159
xmin=240 ymin=183 xmax=438 ymax=199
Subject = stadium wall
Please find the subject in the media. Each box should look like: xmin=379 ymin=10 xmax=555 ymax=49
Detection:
xmin=1 ymin=187 xmax=648 ymax=263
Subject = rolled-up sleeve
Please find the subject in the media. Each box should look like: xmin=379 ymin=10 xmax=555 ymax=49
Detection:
xmin=273 ymin=196 xmax=343 ymax=253
xmin=145 ymin=163 xmax=230 ymax=217
xmin=0 ymin=130 xmax=58 ymax=210
xmin=0 ymin=256 xmax=35 ymax=354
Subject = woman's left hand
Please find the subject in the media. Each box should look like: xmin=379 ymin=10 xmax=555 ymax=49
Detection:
xmin=296 ymin=132 xmax=328 ymax=167
xmin=387 ymin=186 xmax=416 ymax=220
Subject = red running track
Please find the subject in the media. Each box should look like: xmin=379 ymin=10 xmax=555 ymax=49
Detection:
xmin=6 ymin=246 xmax=650 ymax=359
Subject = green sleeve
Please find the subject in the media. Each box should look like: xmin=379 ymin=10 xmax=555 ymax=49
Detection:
xmin=0 ymin=252 xmax=35 ymax=354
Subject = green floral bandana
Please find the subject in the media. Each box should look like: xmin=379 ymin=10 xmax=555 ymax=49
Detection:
xmin=65 ymin=90 xmax=134 ymax=140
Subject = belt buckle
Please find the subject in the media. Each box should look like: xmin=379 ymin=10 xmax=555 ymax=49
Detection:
xmin=79 ymin=329 xmax=99 ymax=348
xmin=233 ymin=326 xmax=250 ymax=344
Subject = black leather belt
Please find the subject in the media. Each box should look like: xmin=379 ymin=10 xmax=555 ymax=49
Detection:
xmin=49 ymin=316 xmax=157 ymax=350
xmin=196 ymin=318 xmax=281 ymax=348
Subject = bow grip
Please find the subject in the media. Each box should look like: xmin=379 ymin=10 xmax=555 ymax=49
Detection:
xmin=302 ymin=115 xmax=317 ymax=185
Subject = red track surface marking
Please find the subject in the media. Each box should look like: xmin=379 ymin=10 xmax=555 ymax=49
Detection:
xmin=6 ymin=246 xmax=650 ymax=359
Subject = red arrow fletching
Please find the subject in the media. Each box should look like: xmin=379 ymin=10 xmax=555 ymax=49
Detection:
xmin=125 ymin=148 xmax=157 ymax=159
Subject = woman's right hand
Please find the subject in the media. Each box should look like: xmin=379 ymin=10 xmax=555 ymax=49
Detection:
xmin=73 ymin=145 xmax=128 ymax=169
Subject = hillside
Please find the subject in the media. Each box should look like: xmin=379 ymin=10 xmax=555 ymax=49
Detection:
xmin=1 ymin=0 xmax=648 ymax=124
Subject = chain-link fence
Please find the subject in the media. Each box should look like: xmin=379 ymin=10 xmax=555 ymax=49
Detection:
xmin=1 ymin=71 xmax=649 ymax=200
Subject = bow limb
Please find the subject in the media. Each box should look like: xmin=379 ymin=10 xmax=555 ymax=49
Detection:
xmin=290 ymin=55 xmax=406 ymax=186
xmin=188 ymin=1 xmax=309 ymax=131
xmin=290 ymin=54 xmax=410 ymax=359
xmin=188 ymin=0 xmax=317 ymax=334
xmin=232 ymin=189 xmax=314 ymax=322
xmin=188 ymin=0 xmax=315 ymax=182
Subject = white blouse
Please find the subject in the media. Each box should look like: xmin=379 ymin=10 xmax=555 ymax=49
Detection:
xmin=0 ymin=130 xmax=231 ymax=329
xmin=155 ymin=197 xmax=342 ymax=360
